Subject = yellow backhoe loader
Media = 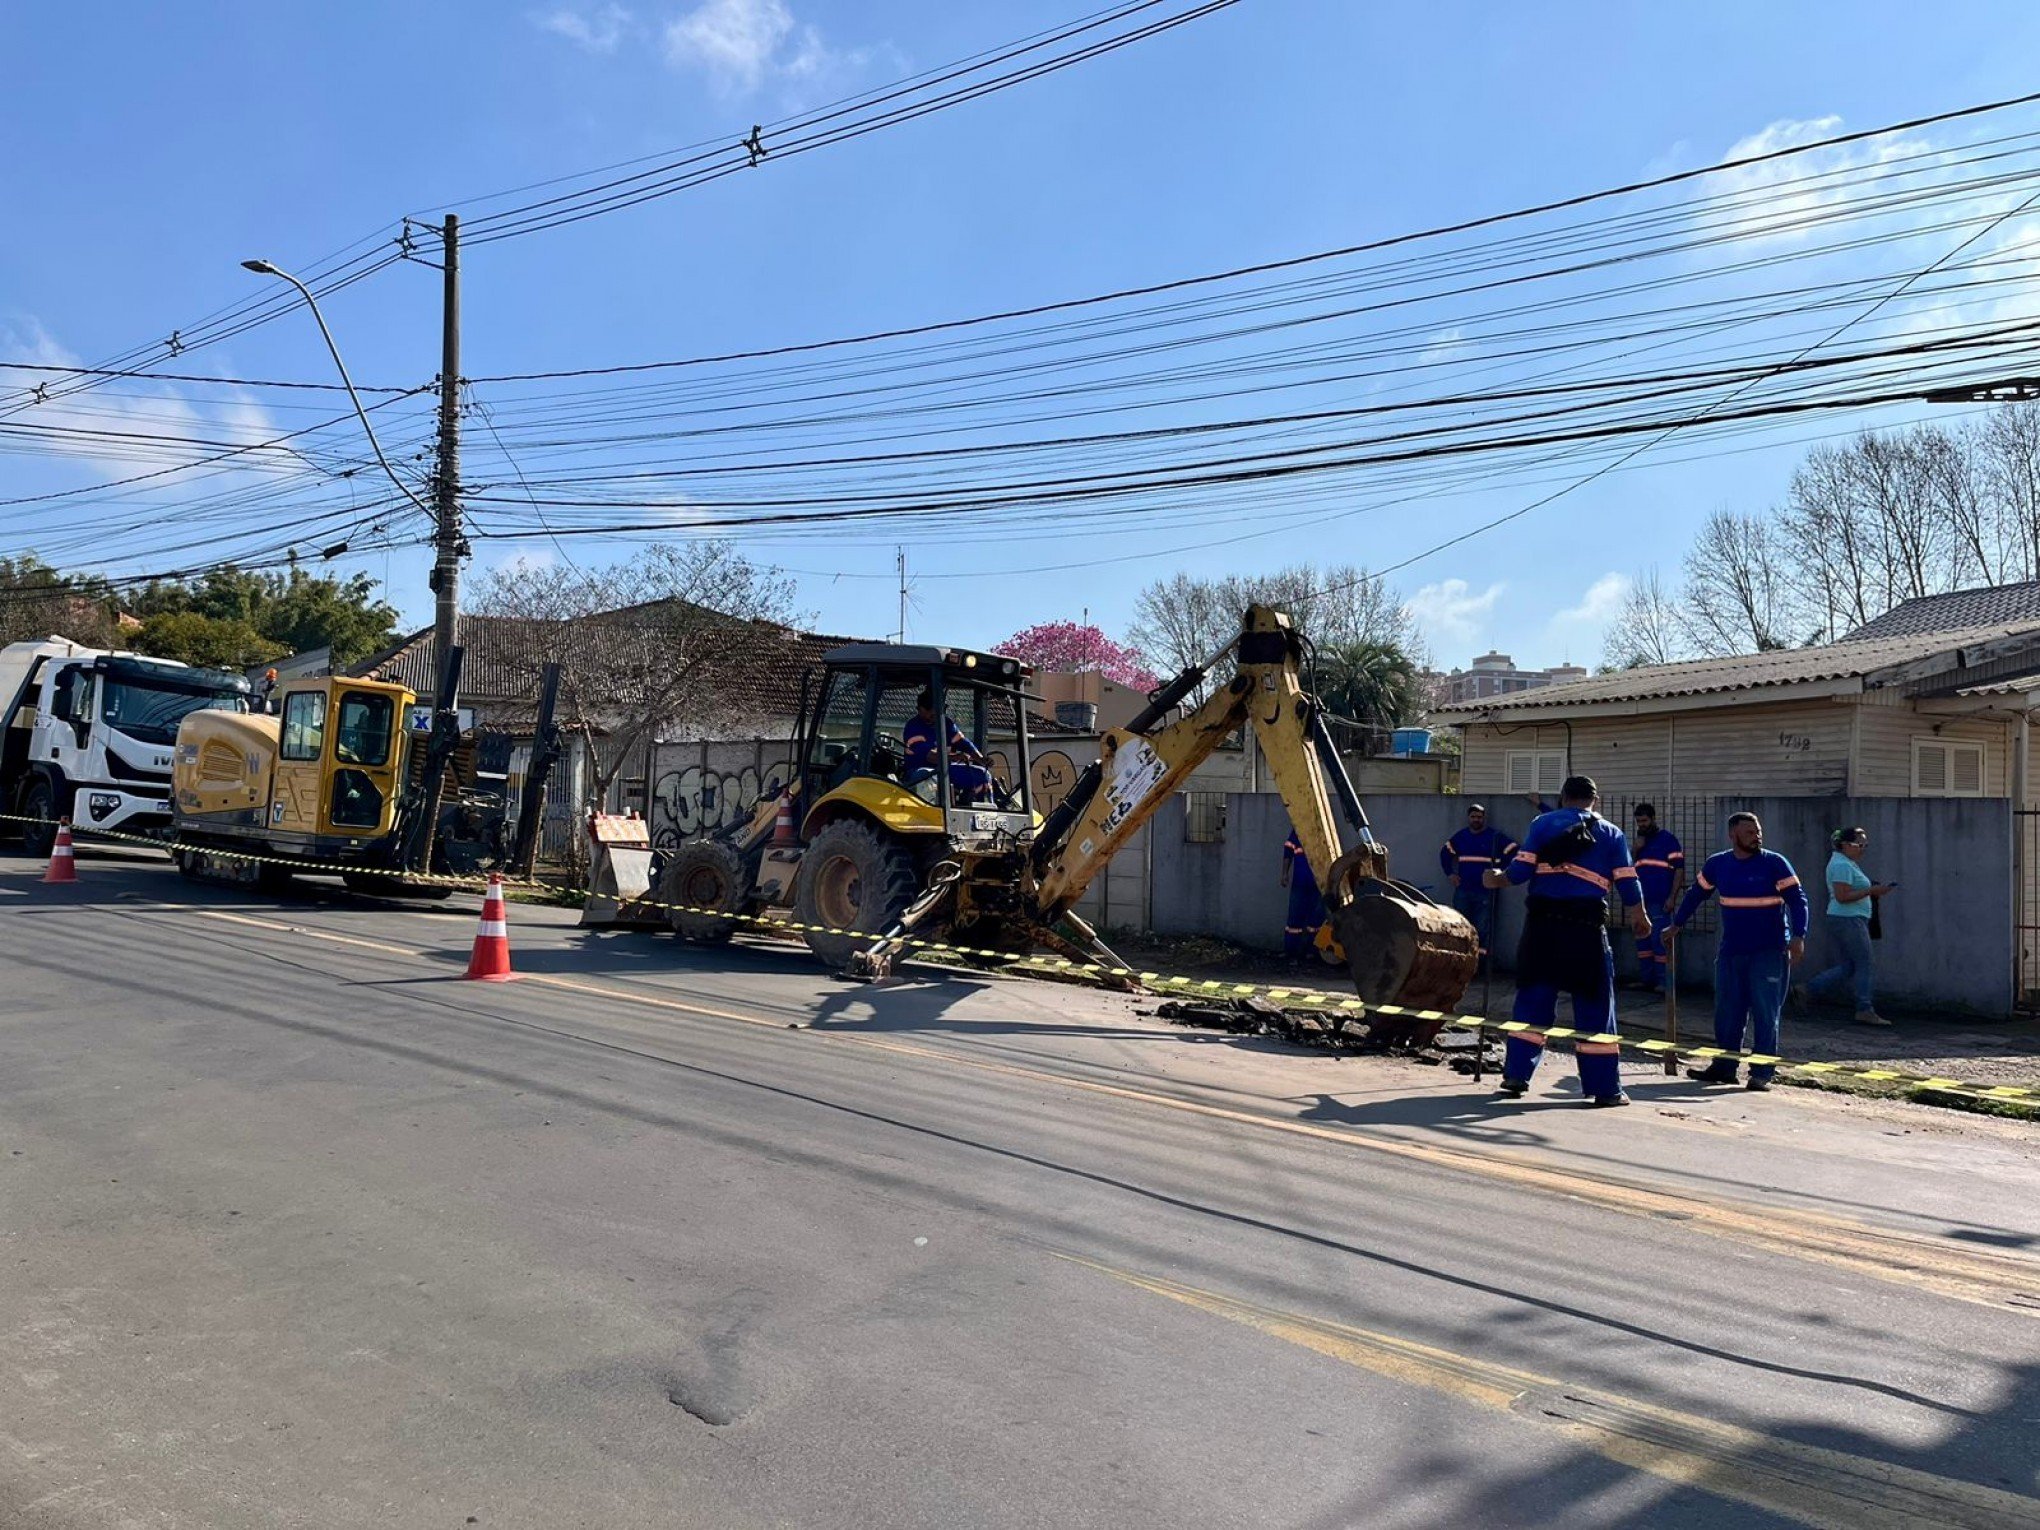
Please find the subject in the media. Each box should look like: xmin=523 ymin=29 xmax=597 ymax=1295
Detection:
xmin=659 ymin=607 xmax=1478 ymax=1026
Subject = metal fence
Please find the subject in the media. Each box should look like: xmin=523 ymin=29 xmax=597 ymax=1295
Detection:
xmin=1589 ymin=792 xmax=1720 ymax=935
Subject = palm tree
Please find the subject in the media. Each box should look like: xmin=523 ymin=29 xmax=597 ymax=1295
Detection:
xmin=1314 ymin=639 xmax=1422 ymax=746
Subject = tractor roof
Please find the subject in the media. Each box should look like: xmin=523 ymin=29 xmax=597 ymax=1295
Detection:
xmin=823 ymin=641 xmax=1030 ymax=680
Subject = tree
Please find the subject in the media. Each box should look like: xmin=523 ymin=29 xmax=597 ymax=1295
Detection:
xmin=1601 ymin=568 xmax=1689 ymax=670
xmin=126 ymin=565 xmax=400 ymax=669
xmin=1314 ymin=638 xmax=1424 ymax=740
xmin=994 ymin=621 xmax=1159 ymax=690
xmin=469 ymin=542 xmax=802 ymax=801
xmin=1681 ymin=509 xmax=1800 ymax=655
xmin=1127 ymin=563 xmax=1415 ymax=701
xmin=0 ymin=554 xmax=119 ymax=647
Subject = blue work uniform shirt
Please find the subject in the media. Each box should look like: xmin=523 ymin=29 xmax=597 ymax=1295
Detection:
xmin=1632 ymin=828 xmax=1685 ymax=910
xmin=903 ymin=713 xmax=971 ymax=774
xmin=1670 ymin=849 xmax=1811 ymax=956
xmin=1502 ymin=808 xmax=1643 ymax=908
xmin=1440 ymin=824 xmax=1517 ymax=882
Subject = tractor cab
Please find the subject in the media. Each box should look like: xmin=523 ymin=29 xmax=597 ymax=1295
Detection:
xmin=795 ymin=642 xmax=1035 ymax=844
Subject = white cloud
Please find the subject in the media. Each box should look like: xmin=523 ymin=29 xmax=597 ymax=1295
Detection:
xmin=1554 ymin=571 xmax=1630 ymax=627
xmin=0 ymin=319 xmax=281 ymax=486
xmin=1406 ymin=577 xmax=1505 ymax=649
xmin=664 ymin=0 xmax=795 ymax=90
xmin=662 ymin=0 xmax=885 ymax=99
xmin=534 ymin=4 xmax=633 ymax=53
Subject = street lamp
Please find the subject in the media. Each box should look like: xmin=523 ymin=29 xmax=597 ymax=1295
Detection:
xmin=240 ymin=257 xmax=432 ymax=520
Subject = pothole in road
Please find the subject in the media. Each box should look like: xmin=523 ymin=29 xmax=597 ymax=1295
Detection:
xmin=661 ymin=1377 xmax=740 ymax=1427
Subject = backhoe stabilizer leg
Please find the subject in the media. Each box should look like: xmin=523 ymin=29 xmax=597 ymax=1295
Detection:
xmin=847 ymin=880 xmax=957 ymax=981
xmin=1041 ymin=910 xmax=1143 ymax=991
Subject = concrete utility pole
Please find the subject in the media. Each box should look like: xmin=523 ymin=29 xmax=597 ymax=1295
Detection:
xmin=430 ymin=214 xmax=463 ymax=680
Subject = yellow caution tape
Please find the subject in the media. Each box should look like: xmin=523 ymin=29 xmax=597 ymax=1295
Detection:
xmin=9 ymin=812 xmax=2034 ymax=1105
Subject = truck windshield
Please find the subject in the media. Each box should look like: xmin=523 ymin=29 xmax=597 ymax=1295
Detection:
xmin=101 ymin=680 xmax=247 ymax=745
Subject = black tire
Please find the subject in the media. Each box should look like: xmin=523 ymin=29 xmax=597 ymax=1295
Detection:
xmin=18 ymin=777 xmax=60 ymax=859
xmin=175 ymin=848 xmax=203 ymax=881
xmin=792 ymin=818 xmax=919 ymax=969
xmin=659 ymin=838 xmax=751 ymax=945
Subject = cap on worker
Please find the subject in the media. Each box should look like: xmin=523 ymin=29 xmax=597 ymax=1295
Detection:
xmin=1465 ymin=802 xmax=1485 ymax=814
xmin=1560 ymin=774 xmax=1597 ymax=804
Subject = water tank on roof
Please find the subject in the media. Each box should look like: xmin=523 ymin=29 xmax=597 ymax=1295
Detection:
xmin=1055 ymin=701 xmax=1099 ymax=732
xmin=1392 ymin=727 xmax=1431 ymax=756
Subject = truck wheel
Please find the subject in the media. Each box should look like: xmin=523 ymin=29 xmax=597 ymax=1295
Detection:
xmin=18 ymin=777 xmax=60 ymax=859
xmin=792 ymin=819 xmax=919 ymax=969
xmin=659 ymin=839 xmax=751 ymax=945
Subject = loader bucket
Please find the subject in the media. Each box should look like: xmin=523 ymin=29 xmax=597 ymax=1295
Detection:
xmin=1326 ymin=878 xmax=1480 ymax=1044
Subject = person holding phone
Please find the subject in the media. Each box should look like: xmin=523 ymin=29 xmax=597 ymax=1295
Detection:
xmin=1800 ymin=826 xmax=1895 ymax=1027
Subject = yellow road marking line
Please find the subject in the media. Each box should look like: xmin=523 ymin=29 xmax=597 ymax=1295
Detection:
xmin=1056 ymin=1253 xmax=2040 ymax=1530
xmin=179 ymin=904 xmax=2040 ymax=1312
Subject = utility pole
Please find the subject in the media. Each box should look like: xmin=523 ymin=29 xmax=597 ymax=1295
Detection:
xmin=431 ymin=214 xmax=464 ymax=682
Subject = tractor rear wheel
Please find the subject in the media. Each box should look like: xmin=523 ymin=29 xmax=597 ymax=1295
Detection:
xmin=793 ymin=818 xmax=919 ymax=969
xmin=660 ymin=838 xmax=752 ymax=945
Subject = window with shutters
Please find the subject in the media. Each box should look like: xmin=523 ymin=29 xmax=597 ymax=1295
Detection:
xmin=1912 ymin=737 xmax=1986 ymax=797
xmin=1505 ymin=749 xmax=1567 ymax=797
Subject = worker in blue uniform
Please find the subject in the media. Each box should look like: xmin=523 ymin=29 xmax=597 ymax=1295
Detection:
xmin=1281 ymin=827 xmax=1325 ymax=960
xmin=1440 ymin=802 xmax=1516 ymax=973
xmin=1483 ymin=775 xmax=1650 ymax=1106
xmin=904 ymin=689 xmax=993 ymax=804
xmin=1665 ymin=812 xmax=1809 ymax=1091
xmin=1630 ymin=803 xmax=1686 ymax=995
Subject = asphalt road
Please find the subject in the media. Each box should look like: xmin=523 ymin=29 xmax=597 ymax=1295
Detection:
xmin=6 ymin=853 xmax=2040 ymax=1529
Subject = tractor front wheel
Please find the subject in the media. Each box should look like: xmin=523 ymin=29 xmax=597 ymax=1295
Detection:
xmin=792 ymin=818 xmax=919 ymax=969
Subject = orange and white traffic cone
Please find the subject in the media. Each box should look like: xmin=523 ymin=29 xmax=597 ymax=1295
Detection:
xmin=771 ymin=791 xmax=798 ymax=848
xmin=463 ymin=872 xmax=518 ymax=981
xmin=42 ymin=818 xmax=78 ymax=884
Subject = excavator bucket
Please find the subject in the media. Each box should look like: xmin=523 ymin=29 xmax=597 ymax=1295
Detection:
xmin=1325 ymin=850 xmax=1480 ymax=1044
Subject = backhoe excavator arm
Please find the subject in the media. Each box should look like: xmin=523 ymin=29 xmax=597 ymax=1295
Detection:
xmin=1025 ymin=605 xmax=1478 ymax=1022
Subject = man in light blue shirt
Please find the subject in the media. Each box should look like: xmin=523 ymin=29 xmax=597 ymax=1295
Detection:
xmin=1801 ymin=826 xmax=1895 ymax=1026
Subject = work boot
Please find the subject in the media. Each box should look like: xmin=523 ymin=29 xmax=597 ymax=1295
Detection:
xmin=1496 ymin=1078 xmax=1528 ymax=1098
xmin=1685 ymin=1064 xmax=1738 ymax=1085
xmin=1745 ymin=1078 xmax=1773 ymax=1092
xmin=1588 ymin=1092 xmax=1631 ymax=1108
xmin=1854 ymin=1008 xmax=1892 ymax=1027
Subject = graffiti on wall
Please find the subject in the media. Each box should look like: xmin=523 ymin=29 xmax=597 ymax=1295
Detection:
xmin=651 ymin=756 xmax=792 ymax=848
xmin=1030 ymin=749 xmax=1079 ymax=814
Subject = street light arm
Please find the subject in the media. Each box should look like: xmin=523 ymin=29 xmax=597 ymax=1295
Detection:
xmin=241 ymin=259 xmax=434 ymax=521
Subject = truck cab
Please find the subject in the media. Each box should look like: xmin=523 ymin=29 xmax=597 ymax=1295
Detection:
xmin=1 ymin=638 xmax=249 ymax=855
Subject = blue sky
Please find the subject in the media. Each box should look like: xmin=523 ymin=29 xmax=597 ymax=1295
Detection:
xmin=6 ymin=1 xmax=2040 ymax=670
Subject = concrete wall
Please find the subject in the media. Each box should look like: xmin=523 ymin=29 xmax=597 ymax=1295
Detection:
xmin=1149 ymin=790 xmax=2015 ymax=1017
xmin=1709 ymin=795 xmax=2013 ymax=1017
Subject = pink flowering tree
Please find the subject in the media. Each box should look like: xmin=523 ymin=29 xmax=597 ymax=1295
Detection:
xmin=996 ymin=621 xmax=1161 ymax=692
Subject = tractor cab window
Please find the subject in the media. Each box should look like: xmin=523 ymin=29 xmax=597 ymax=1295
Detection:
xmin=281 ymin=691 xmax=327 ymax=761
xmin=873 ymin=680 xmax=930 ymax=789
xmin=334 ymin=691 xmax=394 ymax=767
xmin=805 ymin=668 xmax=869 ymax=792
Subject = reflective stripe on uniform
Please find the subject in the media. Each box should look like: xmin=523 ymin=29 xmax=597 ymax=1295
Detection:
xmin=1718 ymin=895 xmax=1782 ymax=908
xmin=1536 ymin=862 xmax=1611 ymax=890
xmin=1697 ymin=873 xmax=1715 ymax=891
xmin=1635 ymin=858 xmax=1672 ymax=870
xmin=1575 ymin=1038 xmax=1621 ymax=1055
xmin=1776 ymin=875 xmax=1800 ymax=890
xmin=1513 ymin=1029 xmax=1546 ymax=1045
xmin=1613 ymin=865 xmax=1638 ymax=880
xmin=1513 ymin=850 xmax=1537 ymax=865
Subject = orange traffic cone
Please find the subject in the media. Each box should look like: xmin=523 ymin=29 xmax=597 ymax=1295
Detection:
xmin=42 ymin=818 xmax=78 ymax=884
xmin=463 ymin=873 xmax=518 ymax=981
xmin=771 ymin=791 xmax=798 ymax=848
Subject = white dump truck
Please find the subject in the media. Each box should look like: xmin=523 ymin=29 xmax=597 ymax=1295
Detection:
xmin=0 ymin=637 xmax=250 ymax=857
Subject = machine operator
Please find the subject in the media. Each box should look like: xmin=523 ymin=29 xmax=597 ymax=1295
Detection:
xmin=905 ymin=689 xmax=994 ymax=804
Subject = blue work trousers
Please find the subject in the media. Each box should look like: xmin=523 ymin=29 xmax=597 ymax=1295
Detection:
xmin=1713 ymin=949 xmax=1787 ymax=1084
xmin=1807 ymin=916 xmax=1874 ymax=1012
xmin=1504 ymin=914 xmax=1622 ymax=1099
xmin=1285 ymin=861 xmax=1325 ymax=959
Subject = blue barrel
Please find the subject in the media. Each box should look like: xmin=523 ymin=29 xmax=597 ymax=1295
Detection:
xmin=1391 ymin=727 xmax=1431 ymax=756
